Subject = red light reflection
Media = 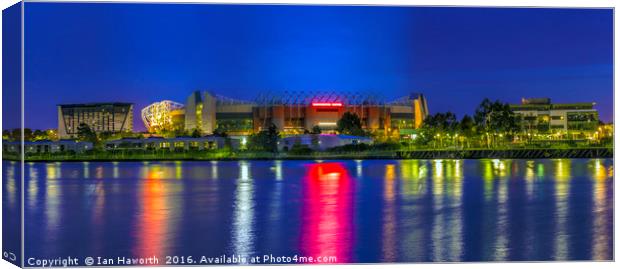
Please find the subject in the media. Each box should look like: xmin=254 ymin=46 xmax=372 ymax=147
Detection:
xmin=300 ymin=162 xmax=355 ymax=263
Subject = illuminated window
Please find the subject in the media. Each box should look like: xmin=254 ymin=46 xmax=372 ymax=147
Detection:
xmin=174 ymin=142 xmax=185 ymax=148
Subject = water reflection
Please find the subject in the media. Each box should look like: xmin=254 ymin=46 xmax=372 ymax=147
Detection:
xmin=553 ymin=159 xmax=571 ymax=260
xmin=232 ymin=161 xmax=254 ymax=262
xmin=6 ymin=162 xmax=17 ymax=207
xmin=273 ymin=160 xmax=283 ymax=181
xmin=355 ymin=160 xmax=363 ymax=178
xmin=429 ymin=160 xmax=464 ymax=261
xmin=3 ymin=161 xmax=21 ymax=264
xmin=399 ymin=160 xmax=427 ymax=197
xmin=589 ymin=159 xmax=612 ymax=260
xmin=18 ymin=159 xmax=613 ymax=263
xmin=382 ymin=164 xmax=396 ymax=262
xmin=301 ymin=162 xmax=354 ymax=263
xmin=44 ymin=162 xmax=61 ymax=243
xmin=210 ymin=160 xmax=219 ymax=179
xmin=113 ymin=162 xmax=119 ymax=179
xmin=135 ymin=172 xmax=167 ymax=258
xmin=83 ymin=162 xmax=90 ymax=178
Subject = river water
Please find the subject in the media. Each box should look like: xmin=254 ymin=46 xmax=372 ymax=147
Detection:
xmin=2 ymin=158 xmax=613 ymax=264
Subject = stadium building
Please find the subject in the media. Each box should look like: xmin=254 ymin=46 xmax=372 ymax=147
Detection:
xmin=181 ymin=91 xmax=429 ymax=137
xmin=141 ymin=100 xmax=185 ymax=133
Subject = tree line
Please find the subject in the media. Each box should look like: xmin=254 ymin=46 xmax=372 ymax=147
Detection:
xmin=417 ymin=98 xmax=521 ymax=148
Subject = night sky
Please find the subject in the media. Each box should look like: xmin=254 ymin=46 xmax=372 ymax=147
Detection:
xmin=15 ymin=3 xmax=614 ymax=131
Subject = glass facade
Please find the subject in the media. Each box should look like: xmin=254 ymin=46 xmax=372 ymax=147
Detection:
xmin=58 ymin=103 xmax=133 ymax=137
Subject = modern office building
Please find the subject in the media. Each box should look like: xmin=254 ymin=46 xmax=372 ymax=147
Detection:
xmin=57 ymin=103 xmax=134 ymax=138
xmin=141 ymin=100 xmax=185 ymax=133
xmin=510 ymin=98 xmax=599 ymax=136
xmin=179 ymin=91 xmax=429 ymax=137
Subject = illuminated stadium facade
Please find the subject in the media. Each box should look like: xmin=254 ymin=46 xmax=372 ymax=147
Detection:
xmin=179 ymin=91 xmax=429 ymax=137
xmin=141 ymin=100 xmax=185 ymax=133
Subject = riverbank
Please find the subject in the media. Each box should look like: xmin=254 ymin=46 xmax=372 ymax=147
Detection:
xmin=3 ymin=147 xmax=613 ymax=162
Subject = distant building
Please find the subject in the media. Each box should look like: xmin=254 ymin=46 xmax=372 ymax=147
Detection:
xmin=104 ymin=136 xmax=237 ymax=151
xmin=278 ymin=134 xmax=373 ymax=151
xmin=181 ymin=91 xmax=429 ymax=137
xmin=510 ymin=98 xmax=599 ymax=136
xmin=3 ymin=139 xmax=93 ymax=154
xmin=57 ymin=103 xmax=133 ymax=138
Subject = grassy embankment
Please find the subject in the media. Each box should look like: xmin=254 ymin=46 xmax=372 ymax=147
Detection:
xmin=3 ymin=143 xmax=613 ymax=162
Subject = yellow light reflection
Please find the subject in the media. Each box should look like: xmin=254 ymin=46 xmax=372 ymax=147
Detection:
xmin=590 ymin=159 xmax=610 ymax=260
xmin=6 ymin=162 xmax=17 ymax=208
xmin=553 ymin=159 xmax=571 ymax=260
xmin=28 ymin=164 xmax=39 ymax=208
xmin=399 ymin=160 xmax=426 ymax=196
xmin=432 ymin=160 xmax=444 ymax=195
xmin=525 ymin=160 xmax=535 ymax=199
xmin=46 ymin=164 xmax=61 ymax=240
xmin=382 ymin=164 xmax=396 ymax=262
xmin=175 ymin=161 xmax=183 ymax=180
xmin=431 ymin=160 xmax=444 ymax=261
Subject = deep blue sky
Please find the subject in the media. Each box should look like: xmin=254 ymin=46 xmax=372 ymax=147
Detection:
xmin=19 ymin=3 xmax=613 ymax=131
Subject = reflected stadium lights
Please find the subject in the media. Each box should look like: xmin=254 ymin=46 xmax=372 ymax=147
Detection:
xmin=306 ymin=162 xmax=348 ymax=181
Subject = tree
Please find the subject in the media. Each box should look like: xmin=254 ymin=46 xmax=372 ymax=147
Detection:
xmin=4 ymin=128 xmax=40 ymax=141
xmin=311 ymin=125 xmax=322 ymax=134
xmin=474 ymin=98 xmax=521 ymax=147
xmin=337 ymin=112 xmax=365 ymax=136
xmin=10 ymin=129 xmax=20 ymax=141
xmin=248 ymin=123 xmax=279 ymax=152
xmin=46 ymin=129 xmax=59 ymax=141
xmin=213 ymin=127 xmax=228 ymax=137
xmin=459 ymin=115 xmax=476 ymax=148
xmin=33 ymin=130 xmax=46 ymax=140
xmin=191 ymin=128 xmax=201 ymax=138
xmin=77 ymin=123 xmax=98 ymax=144
xmin=419 ymin=112 xmax=458 ymax=148
xmin=99 ymin=131 xmax=114 ymax=142
xmin=23 ymin=128 xmax=33 ymax=141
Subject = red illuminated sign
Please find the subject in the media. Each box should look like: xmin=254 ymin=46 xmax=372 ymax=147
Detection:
xmin=311 ymin=102 xmax=343 ymax=107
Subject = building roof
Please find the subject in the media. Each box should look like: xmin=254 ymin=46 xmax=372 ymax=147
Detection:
xmin=282 ymin=134 xmax=372 ymax=140
xmin=511 ymin=102 xmax=595 ymax=111
xmin=253 ymin=91 xmax=424 ymax=106
xmin=58 ymin=102 xmax=133 ymax=108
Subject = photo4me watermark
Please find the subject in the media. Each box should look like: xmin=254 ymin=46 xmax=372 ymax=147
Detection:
xmin=26 ymin=254 xmax=338 ymax=267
